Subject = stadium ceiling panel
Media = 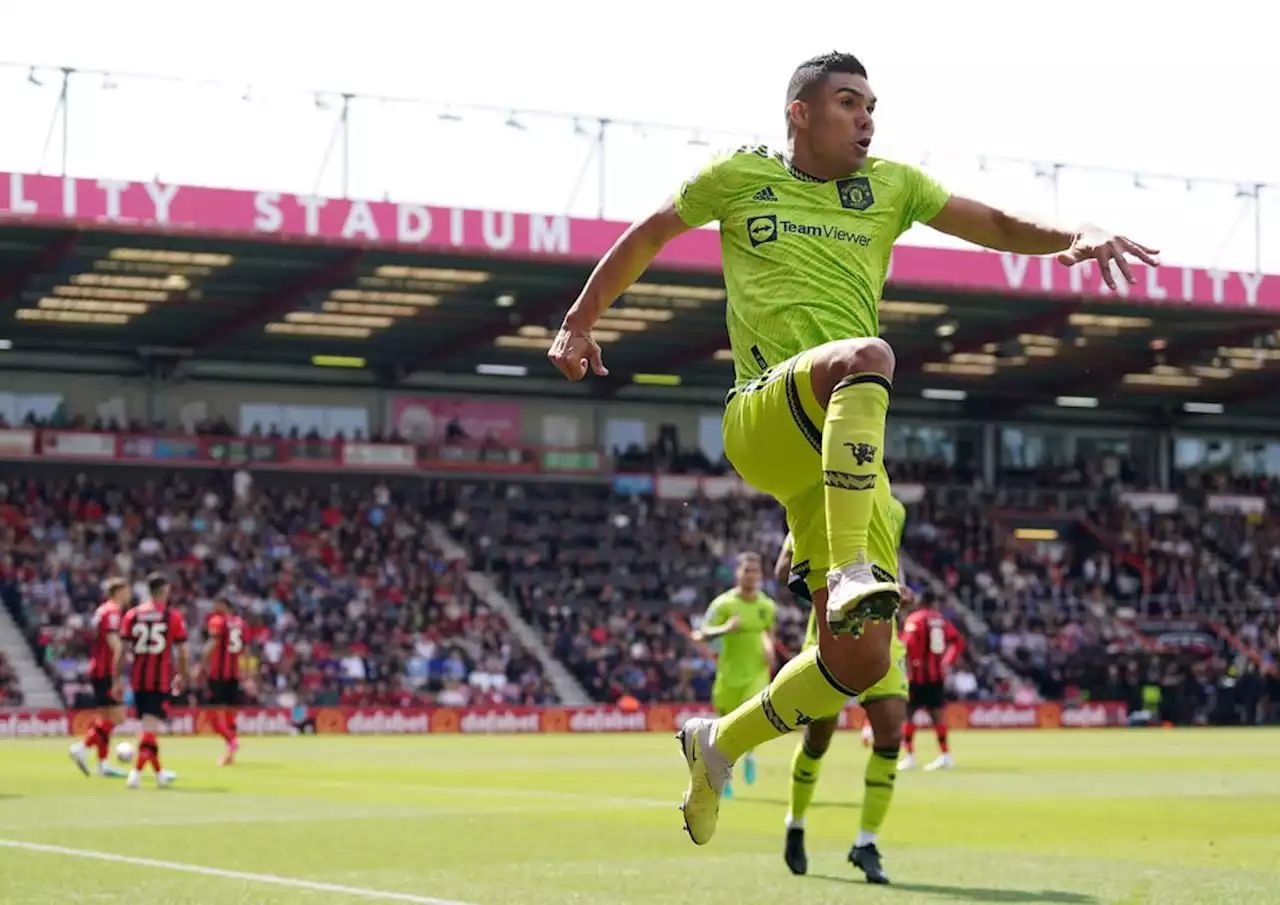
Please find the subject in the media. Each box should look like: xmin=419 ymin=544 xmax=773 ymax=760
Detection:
xmin=2 ymin=221 xmax=1280 ymax=416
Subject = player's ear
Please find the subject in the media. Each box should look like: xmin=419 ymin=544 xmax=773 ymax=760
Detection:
xmin=787 ymin=99 xmax=807 ymax=134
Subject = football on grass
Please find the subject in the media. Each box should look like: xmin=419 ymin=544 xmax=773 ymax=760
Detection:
xmin=116 ymin=742 xmax=135 ymax=764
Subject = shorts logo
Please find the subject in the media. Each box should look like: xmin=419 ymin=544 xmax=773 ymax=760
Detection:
xmin=837 ymin=176 xmax=875 ymax=211
xmin=843 ymin=441 xmax=878 ymax=466
xmin=746 ymin=214 xmax=778 ymax=246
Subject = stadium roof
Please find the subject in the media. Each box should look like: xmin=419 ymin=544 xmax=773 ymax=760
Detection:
xmin=2 ymin=171 xmax=1279 ymax=419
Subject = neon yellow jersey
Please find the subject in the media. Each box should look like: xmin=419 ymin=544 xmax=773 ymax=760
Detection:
xmin=674 ymin=145 xmax=950 ymax=389
xmin=703 ymin=588 xmax=777 ymax=685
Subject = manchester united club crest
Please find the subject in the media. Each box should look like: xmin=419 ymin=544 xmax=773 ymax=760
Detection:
xmin=836 ymin=176 xmax=875 ymax=211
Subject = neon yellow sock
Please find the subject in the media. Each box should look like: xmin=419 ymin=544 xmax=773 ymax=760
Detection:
xmin=860 ymin=746 xmax=899 ymax=835
xmin=822 ymin=373 xmax=890 ymax=571
xmin=787 ymin=739 xmax=825 ymax=822
xmin=713 ymin=647 xmax=855 ymax=763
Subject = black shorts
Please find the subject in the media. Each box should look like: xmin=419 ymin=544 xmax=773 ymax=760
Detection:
xmin=91 ymin=677 xmax=119 ymax=708
xmin=908 ymin=681 xmax=946 ymax=712
xmin=133 ymin=691 xmax=171 ymax=721
xmin=208 ymin=679 xmax=242 ymax=707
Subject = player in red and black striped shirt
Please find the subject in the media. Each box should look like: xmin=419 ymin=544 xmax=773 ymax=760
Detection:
xmin=68 ymin=577 xmax=131 ymax=778
xmin=899 ymin=591 xmax=966 ymax=771
xmin=202 ymin=594 xmax=247 ymax=766
xmin=119 ymin=572 xmax=188 ymax=789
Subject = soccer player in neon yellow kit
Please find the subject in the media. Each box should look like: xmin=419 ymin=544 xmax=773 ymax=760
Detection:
xmin=691 ymin=552 xmax=777 ymax=797
xmin=776 ymin=495 xmax=909 ymax=883
xmin=549 ymin=51 xmax=1158 ymax=846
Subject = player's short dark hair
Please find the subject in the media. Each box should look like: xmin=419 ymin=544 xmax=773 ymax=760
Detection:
xmin=146 ymin=572 xmax=170 ymax=595
xmin=785 ymin=51 xmax=869 ymax=135
xmin=105 ymin=577 xmax=128 ymax=596
xmin=737 ymin=552 xmax=762 ymax=566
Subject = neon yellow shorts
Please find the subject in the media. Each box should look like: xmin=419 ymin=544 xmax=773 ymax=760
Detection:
xmin=722 ymin=346 xmax=901 ymax=595
xmin=711 ymin=672 xmax=771 ymax=716
xmin=803 ymin=609 xmax=909 ymax=704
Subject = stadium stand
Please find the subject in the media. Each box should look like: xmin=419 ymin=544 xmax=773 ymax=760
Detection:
xmin=0 ymin=418 xmax=1276 ymax=725
xmin=0 ymin=653 xmax=21 ymax=705
xmin=0 ymin=474 xmax=557 ymax=710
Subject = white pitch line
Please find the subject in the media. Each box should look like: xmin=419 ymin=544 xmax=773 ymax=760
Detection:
xmin=0 ymin=839 xmax=478 ymax=905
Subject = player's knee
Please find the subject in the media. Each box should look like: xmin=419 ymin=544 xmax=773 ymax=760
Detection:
xmin=804 ymin=720 xmax=836 ymax=758
xmin=820 ymin=634 xmax=891 ymax=695
xmin=811 ymin=338 xmax=896 ymax=406
xmin=873 ymin=723 xmax=902 ymax=751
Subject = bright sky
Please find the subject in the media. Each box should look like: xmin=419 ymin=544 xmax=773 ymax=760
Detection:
xmin=0 ymin=0 xmax=1275 ymax=272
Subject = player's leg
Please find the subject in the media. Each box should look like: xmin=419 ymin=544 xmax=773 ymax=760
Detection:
xmin=783 ymin=710 xmax=836 ymax=876
xmin=899 ymin=700 xmax=919 ymax=770
xmin=849 ymin=675 xmax=908 ymax=885
xmin=97 ymin=701 xmax=127 ymax=777
xmin=680 ymin=356 xmax=896 ymax=845
xmin=71 ymin=682 xmax=125 ymax=777
xmin=210 ymin=682 xmax=240 ymax=765
xmin=739 ymin=672 xmax=770 ymax=787
xmin=68 ymin=706 xmax=99 ymax=776
xmin=922 ymin=699 xmax=953 ymax=771
xmin=710 ymin=679 xmax=741 ymax=799
xmin=804 ymin=338 xmax=901 ymax=636
xmin=129 ymin=695 xmax=176 ymax=789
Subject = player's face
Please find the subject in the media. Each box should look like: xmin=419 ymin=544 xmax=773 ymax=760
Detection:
xmin=809 ymin=73 xmax=876 ymax=173
xmin=112 ymin=587 xmax=132 ymax=606
xmin=737 ymin=559 xmax=762 ymax=592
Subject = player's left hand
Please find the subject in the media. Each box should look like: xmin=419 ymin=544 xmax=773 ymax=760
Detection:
xmin=898 ymin=583 xmax=915 ymax=606
xmin=548 ymin=326 xmax=609 ymax=381
xmin=1058 ymin=226 xmax=1160 ymax=291
xmin=171 ymin=675 xmax=185 ymax=696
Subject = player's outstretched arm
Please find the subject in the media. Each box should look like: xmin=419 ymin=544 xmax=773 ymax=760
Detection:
xmin=773 ymin=544 xmax=793 ymax=591
xmin=927 ymin=196 xmax=1160 ymax=290
xmin=548 ymin=200 xmax=692 ymax=380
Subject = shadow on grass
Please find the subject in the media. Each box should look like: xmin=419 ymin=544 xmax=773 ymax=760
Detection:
xmin=811 ymin=875 xmax=1096 ymax=903
xmin=736 ymin=798 xmax=862 ymax=811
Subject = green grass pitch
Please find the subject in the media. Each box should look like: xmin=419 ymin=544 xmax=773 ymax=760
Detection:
xmin=0 ymin=728 xmax=1277 ymax=904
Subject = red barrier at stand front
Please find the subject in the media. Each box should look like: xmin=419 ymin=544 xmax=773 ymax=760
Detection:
xmin=0 ymin=701 xmax=1128 ymax=738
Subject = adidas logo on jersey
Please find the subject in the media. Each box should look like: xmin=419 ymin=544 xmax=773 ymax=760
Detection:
xmin=751 ymin=186 xmax=777 ymax=202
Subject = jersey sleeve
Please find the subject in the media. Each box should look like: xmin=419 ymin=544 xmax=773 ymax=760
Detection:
xmin=674 ymin=151 xmax=738 ymax=229
xmin=207 ymin=614 xmax=223 ymax=637
xmin=103 ymin=609 xmax=121 ymax=633
xmin=762 ymin=597 xmax=777 ymax=630
xmin=898 ymin=164 xmax=951 ymax=235
xmin=702 ymin=595 xmax=730 ymax=628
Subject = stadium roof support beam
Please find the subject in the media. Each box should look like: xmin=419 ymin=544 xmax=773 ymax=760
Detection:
xmin=1090 ymin=321 xmax=1273 ymax=389
xmin=600 ymin=335 xmax=728 ymax=397
xmin=189 ymin=249 xmax=365 ymax=352
xmin=402 ymin=294 xmax=565 ymax=379
xmin=897 ymin=303 xmax=1082 ymax=375
xmin=0 ymin=231 xmax=78 ymax=305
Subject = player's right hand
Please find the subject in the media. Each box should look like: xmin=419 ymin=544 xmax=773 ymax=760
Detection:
xmin=548 ymin=326 xmax=608 ymax=380
xmin=111 ymin=680 xmax=123 ymax=702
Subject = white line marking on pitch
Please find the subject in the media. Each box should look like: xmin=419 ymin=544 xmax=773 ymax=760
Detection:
xmin=0 ymin=839 xmax=478 ymax=905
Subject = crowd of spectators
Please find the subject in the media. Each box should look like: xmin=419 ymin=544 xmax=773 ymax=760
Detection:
xmin=0 ymin=653 xmax=21 ymax=705
xmin=0 ymin=473 xmax=555 ymax=711
xmin=0 ymin=422 xmax=1276 ymax=726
